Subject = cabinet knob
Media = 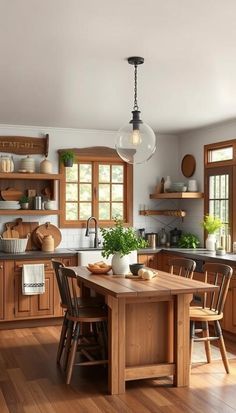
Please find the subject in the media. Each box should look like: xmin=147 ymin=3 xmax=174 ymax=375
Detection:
xmin=0 ymin=265 xmax=3 ymax=270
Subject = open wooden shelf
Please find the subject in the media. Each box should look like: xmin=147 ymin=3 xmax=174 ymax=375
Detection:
xmin=139 ymin=209 xmax=186 ymax=217
xmin=0 ymin=172 xmax=61 ymax=180
xmin=0 ymin=210 xmax=61 ymax=216
xmin=150 ymin=192 xmax=204 ymax=199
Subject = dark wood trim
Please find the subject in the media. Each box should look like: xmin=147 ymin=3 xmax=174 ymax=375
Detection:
xmin=204 ymin=138 xmax=236 ymax=168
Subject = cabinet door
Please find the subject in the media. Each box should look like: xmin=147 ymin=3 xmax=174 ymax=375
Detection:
xmin=159 ymin=253 xmax=180 ymax=272
xmin=221 ymin=277 xmax=236 ymax=333
xmin=0 ymin=262 xmax=4 ymax=320
xmin=14 ymin=270 xmax=54 ymax=318
xmin=138 ymin=254 xmax=157 ymax=269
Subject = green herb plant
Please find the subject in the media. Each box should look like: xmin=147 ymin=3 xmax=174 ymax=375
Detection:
xmin=201 ymin=214 xmax=222 ymax=234
xmin=101 ymin=217 xmax=148 ymax=258
xmin=60 ymin=150 xmax=75 ymax=164
xmin=19 ymin=195 xmax=29 ymax=204
xmin=177 ymin=233 xmax=200 ymax=249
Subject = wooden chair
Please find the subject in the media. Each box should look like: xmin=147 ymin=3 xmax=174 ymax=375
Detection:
xmin=190 ymin=262 xmax=233 ymax=373
xmin=52 ymin=259 xmax=104 ymax=366
xmin=59 ymin=267 xmax=108 ymax=384
xmin=169 ymin=257 xmax=196 ymax=279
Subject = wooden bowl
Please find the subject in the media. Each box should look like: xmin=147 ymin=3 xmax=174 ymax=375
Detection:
xmin=87 ymin=265 xmax=112 ymax=274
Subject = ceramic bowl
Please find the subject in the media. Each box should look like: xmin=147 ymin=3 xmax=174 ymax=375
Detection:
xmin=129 ymin=263 xmax=144 ymax=275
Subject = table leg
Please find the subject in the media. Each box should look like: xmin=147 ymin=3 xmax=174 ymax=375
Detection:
xmin=174 ymin=293 xmax=192 ymax=386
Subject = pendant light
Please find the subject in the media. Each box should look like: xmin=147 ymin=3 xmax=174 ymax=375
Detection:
xmin=115 ymin=56 xmax=156 ymax=164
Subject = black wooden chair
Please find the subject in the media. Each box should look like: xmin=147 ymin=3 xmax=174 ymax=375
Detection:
xmin=52 ymin=259 xmax=104 ymax=367
xmin=168 ymin=257 xmax=196 ymax=279
xmin=59 ymin=267 xmax=108 ymax=384
xmin=190 ymin=262 xmax=233 ymax=373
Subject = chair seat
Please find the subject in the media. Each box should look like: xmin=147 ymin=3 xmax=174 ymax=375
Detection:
xmin=67 ymin=306 xmax=108 ymax=323
xmin=190 ymin=306 xmax=223 ymax=321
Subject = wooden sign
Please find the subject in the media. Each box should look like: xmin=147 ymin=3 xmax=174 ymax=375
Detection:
xmin=0 ymin=134 xmax=49 ymax=156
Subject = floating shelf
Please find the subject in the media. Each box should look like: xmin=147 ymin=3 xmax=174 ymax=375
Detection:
xmin=0 ymin=210 xmax=61 ymax=216
xmin=0 ymin=172 xmax=61 ymax=180
xmin=150 ymin=192 xmax=204 ymax=199
xmin=139 ymin=209 xmax=186 ymax=217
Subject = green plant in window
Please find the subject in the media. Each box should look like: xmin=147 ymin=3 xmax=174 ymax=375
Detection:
xmin=101 ymin=217 xmax=148 ymax=258
xmin=201 ymin=214 xmax=222 ymax=234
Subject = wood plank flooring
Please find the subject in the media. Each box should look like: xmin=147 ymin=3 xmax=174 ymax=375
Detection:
xmin=0 ymin=326 xmax=236 ymax=412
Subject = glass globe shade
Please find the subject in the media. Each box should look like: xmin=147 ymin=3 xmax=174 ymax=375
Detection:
xmin=116 ymin=122 xmax=156 ymax=164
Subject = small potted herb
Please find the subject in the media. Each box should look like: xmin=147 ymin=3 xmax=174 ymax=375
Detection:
xmin=19 ymin=195 xmax=30 ymax=210
xmin=177 ymin=233 xmax=200 ymax=249
xmin=60 ymin=150 xmax=75 ymax=167
xmin=100 ymin=217 xmax=148 ymax=274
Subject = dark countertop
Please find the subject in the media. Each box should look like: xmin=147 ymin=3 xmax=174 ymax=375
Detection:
xmin=0 ymin=247 xmax=235 ymax=265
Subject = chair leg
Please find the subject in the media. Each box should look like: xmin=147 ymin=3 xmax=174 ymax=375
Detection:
xmin=215 ymin=320 xmax=230 ymax=374
xmin=202 ymin=321 xmax=211 ymax=363
xmin=63 ymin=320 xmax=74 ymax=371
xmin=190 ymin=320 xmax=195 ymax=367
xmin=56 ymin=311 xmax=68 ymax=365
xmin=66 ymin=322 xmax=80 ymax=384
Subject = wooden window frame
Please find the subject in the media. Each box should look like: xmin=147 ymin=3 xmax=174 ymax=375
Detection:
xmin=58 ymin=147 xmax=133 ymax=228
xmin=204 ymin=139 xmax=236 ymax=243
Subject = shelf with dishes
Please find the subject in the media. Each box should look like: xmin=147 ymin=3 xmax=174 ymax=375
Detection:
xmin=150 ymin=192 xmax=204 ymax=199
xmin=0 ymin=172 xmax=62 ymax=216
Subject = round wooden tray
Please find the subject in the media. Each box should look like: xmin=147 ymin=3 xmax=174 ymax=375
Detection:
xmin=181 ymin=154 xmax=196 ymax=177
xmin=32 ymin=222 xmax=62 ymax=248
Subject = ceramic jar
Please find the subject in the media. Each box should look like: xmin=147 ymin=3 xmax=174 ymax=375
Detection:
xmin=111 ymin=253 xmax=129 ymax=275
xmin=42 ymin=235 xmax=54 ymax=252
xmin=164 ymin=176 xmax=171 ymax=192
xmin=40 ymin=158 xmax=52 ymax=174
xmin=205 ymin=234 xmax=216 ymax=251
xmin=0 ymin=155 xmax=14 ymax=172
xmin=20 ymin=156 xmax=35 ymax=172
xmin=44 ymin=200 xmax=55 ymax=210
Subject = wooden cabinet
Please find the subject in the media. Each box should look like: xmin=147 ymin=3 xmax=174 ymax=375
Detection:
xmin=0 ymin=172 xmax=61 ymax=215
xmin=0 ymin=262 xmax=4 ymax=320
xmin=3 ymin=255 xmax=77 ymax=322
xmin=158 ymin=252 xmax=181 ymax=272
xmin=138 ymin=253 xmax=158 ymax=269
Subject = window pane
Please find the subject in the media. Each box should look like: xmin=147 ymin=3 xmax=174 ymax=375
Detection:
xmin=99 ymin=184 xmax=110 ymax=201
xmin=112 ymin=184 xmax=123 ymax=201
xmin=66 ymin=184 xmax=78 ymax=201
xmin=112 ymin=165 xmax=123 ymax=183
xmin=99 ymin=165 xmax=110 ymax=182
xmin=66 ymin=164 xmax=78 ymax=181
xmin=208 ymin=147 xmax=233 ymax=162
xmin=112 ymin=203 xmax=123 ymax=219
xmin=79 ymin=184 xmax=92 ymax=201
xmin=99 ymin=203 xmax=110 ymax=220
xmin=66 ymin=203 xmax=78 ymax=220
xmin=79 ymin=203 xmax=92 ymax=220
xmin=80 ymin=164 xmax=92 ymax=182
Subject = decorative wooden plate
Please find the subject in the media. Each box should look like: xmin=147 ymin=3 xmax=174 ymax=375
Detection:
xmin=181 ymin=154 xmax=196 ymax=177
xmin=1 ymin=187 xmax=24 ymax=201
xmin=32 ymin=222 xmax=62 ymax=248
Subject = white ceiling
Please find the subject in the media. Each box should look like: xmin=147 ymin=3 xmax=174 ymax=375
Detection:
xmin=1 ymin=0 xmax=236 ymax=134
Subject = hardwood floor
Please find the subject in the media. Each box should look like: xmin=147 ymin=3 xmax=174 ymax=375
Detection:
xmin=0 ymin=326 xmax=236 ymax=412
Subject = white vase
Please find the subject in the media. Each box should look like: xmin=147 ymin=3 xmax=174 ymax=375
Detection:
xmin=164 ymin=176 xmax=171 ymax=192
xmin=205 ymin=234 xmax=216 ymax=251
xmin=111 ymin=253 xmax=130 ymax=275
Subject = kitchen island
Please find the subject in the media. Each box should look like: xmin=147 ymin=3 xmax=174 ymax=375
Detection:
xmin=72 ymin=266 xmax=217 ymax=395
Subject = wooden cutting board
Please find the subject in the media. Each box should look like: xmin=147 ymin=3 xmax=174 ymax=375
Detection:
xmin=2 ymin=223 xmax=19 ymax=239
xmin=32 ymin=222 xmax=62 ymax=249
xmin=6 ymin=218 xmax=39 ymax=250
xmin=1 ymin=187 xmax=23 ymax=201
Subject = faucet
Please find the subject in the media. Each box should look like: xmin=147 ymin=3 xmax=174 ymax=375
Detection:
xmin=85 ymin=216 xmax=100 ymax=248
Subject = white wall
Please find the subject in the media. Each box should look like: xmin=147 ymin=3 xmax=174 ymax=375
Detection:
xmin=179 ymin=119 xmax=236 ymax=244
xmin=0 ymin=124 xmax=179 ymax=248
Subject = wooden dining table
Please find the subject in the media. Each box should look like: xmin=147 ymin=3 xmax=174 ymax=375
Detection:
xmin=71 ymin=266 xmax=218 ymax=395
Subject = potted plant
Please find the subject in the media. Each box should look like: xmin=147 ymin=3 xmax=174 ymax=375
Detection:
xmin=100 ymin=217 xmax=148 ymax=274
xmin=19 ymin=195 xmax=30 ymax=210
xmin=201 ymin=214 xmax=222 ymax=251
xmin=60 ymin=150 xmax=75 ymax=167
xmin=177 ymin=233 xmax=200 ymax=249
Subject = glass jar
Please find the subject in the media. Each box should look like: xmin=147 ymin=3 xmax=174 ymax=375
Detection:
xmin=0 ymin=155 xmax=14 ymax=173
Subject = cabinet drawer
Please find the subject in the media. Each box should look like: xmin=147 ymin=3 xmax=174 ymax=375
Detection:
xmin=14 ymin=260 xmax=52 ymax=272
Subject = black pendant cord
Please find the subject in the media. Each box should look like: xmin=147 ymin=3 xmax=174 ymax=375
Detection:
xmin=133 ymin=64 xmax=139 ymax=111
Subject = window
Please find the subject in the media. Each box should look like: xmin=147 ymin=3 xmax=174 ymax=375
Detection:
xmin=204 ymin=139 xmax=236 ymax=242
xmin=59 ymin=147 xmax=133 ymax=228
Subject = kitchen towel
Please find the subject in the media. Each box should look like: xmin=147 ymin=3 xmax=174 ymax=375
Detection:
xmin=22 ymin=264 xmax=45 ymax=295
